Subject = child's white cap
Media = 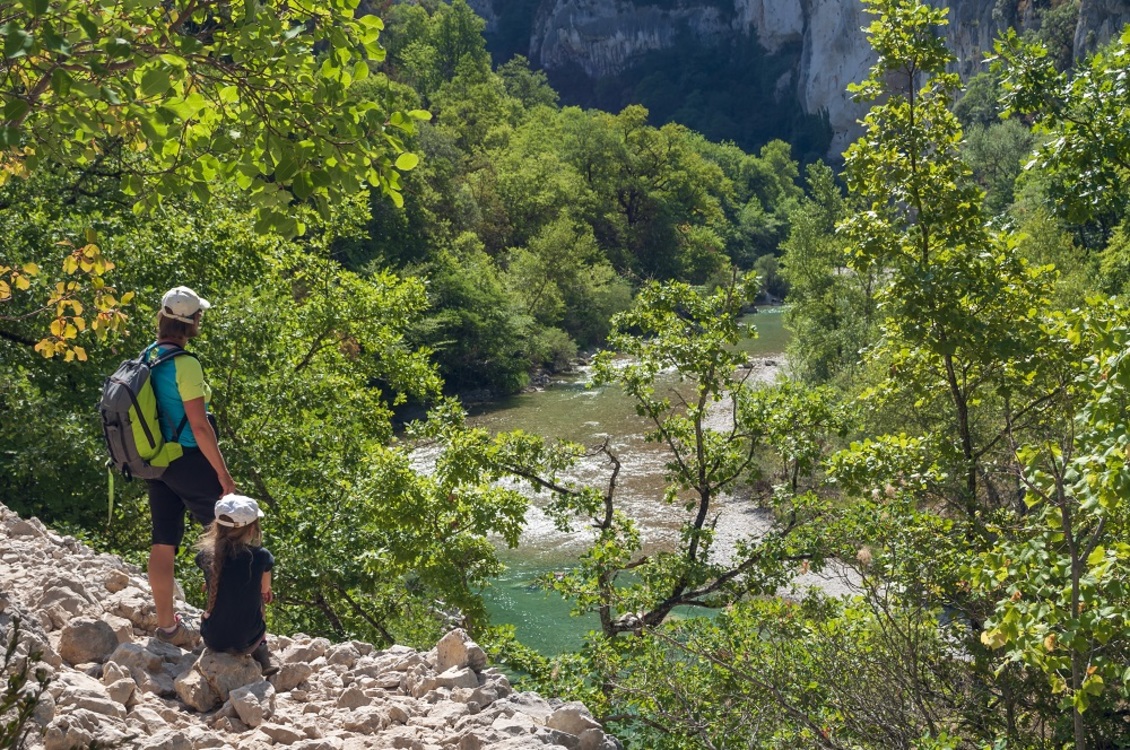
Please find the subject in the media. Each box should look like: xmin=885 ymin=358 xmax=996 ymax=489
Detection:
xmin=214 ymin=495 xmax=264 ymax=528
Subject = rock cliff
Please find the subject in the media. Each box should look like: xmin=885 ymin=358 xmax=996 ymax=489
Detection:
xmin=0 ymin=503 xmax=621 ymax=750
xmin=469 ymin=0 xmax=1130 ymax=156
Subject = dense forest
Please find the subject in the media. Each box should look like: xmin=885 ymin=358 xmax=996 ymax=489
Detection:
xmin=2 ymin=0 xmax=1129 ymax=748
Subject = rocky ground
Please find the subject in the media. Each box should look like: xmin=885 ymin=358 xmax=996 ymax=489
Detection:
xmin=0 ymin=503 xmax=621 ymax=750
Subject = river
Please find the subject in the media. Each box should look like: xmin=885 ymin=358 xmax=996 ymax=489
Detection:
xmin=472 ymin=309 xmax=790 ymax=656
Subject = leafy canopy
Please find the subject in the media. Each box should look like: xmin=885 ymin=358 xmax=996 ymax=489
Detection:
xmin=0 ymin=0 xmax=428 ymax=236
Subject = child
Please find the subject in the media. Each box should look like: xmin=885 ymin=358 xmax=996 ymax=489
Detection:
xmin=194 ymin=494 xmax=280 ymax=675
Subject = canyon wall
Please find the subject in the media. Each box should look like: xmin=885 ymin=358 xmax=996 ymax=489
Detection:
xmin=468 ymin=0 xmax=1130 ymax=156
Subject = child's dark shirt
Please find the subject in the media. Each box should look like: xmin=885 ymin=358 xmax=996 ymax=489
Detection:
xmin=195 ymin=546 xmax=273 ymax=652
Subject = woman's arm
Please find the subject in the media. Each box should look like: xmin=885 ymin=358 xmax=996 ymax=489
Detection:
xmin=183 ymin=396 xmax=236 ymax=496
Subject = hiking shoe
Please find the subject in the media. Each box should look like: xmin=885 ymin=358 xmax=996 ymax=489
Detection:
xmin=155 ymin=615 xmax=200 ymax=649
xmin=251 ymin=641 xmax=280 ymax=676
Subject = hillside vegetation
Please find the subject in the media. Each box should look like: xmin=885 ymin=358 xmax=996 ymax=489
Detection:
xmin=2 ymin=1 xmax=1129 ymax=748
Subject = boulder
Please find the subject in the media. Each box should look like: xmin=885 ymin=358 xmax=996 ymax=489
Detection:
xmin=547 ymin=702 xmax=603 ymax=736
xmin=58 ymin=617 xmax=118 ymax=665
xmin=273 ymin=661 xmax=314 ymax=693
xmin=176 ymin=649 xmax=264 ymax=711
xmin=230 ymin=679 xmax=276 ymax=727
xmin=135 ymin=729 xmax=193 ymax=750
xmin=435 ymin=629 xmax=487 ymax=673
xmin=104 ymin=641 xmax=178 ymax=697
xmin=260 ymin=722 xmax=308 ymax=745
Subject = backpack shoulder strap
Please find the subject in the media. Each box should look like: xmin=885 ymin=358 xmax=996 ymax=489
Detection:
xmin=144 ymin=345 xmax=199 ymax=443
xmin=146 ymin=344 xmax=196 ymax=369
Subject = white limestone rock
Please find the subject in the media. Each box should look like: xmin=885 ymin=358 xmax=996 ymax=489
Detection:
xmin=260 ymin=721 xmax=308 ymax=745
xmin=434 ymin=629 xmax=488 ymax=673
xmin=547 ymin=702 xmax=602 ymax=736
xmin=230 ymin=680 xmax=276 ymax=728
xmin=57 ymin=617 xmax=119 ymax=665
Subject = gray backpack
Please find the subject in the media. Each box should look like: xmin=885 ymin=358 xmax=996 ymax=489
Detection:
xmin=98 ymin=346 xmax=192 ymax=481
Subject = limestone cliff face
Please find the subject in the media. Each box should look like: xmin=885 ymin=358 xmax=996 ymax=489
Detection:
xmin=524 ymin=0 xmax=732 ymax=79
xmin=1076 ymin=0 xmax=1130 ymax=57
xmin=468 ymin=0 xmax=1130 ymax=157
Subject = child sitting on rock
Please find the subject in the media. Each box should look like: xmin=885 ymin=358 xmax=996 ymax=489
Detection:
xmin=194 ymin=494 xmax=279 ymax=675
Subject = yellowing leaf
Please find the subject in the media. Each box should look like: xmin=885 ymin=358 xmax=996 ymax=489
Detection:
xmin=0 ymin=280 xmax=9 ymax=300
xmin=73 ymin=346 xmax=87 ymax=362
xmin=1083 ymin=674 xmax=1105 ymax=696
xmin=21 ymin=262 xmax=38 ymax=274
xmin=62 ymin=256 xmax=78 ymax=274
xmin=980 ymin=628 xmax=1007 ymax=649
xmin=14 ymin=274 xmax=30 ymax=290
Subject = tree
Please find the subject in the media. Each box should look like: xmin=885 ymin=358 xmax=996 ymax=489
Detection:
xmin=0 ymin=0 xmax=426 ymax=355
xmin=496 ymin=55 xmax=558 ymax=110
xmin=976 ymin=300 xmax=1130 ymax=746
xmin=994 ymin=25 xmax=1130 ymax=236
xmin=963 ymin=119 xmax=1034 ymax=217
xmin=389 ymin=0 xmax=491 ymax=101
xmin=780 ymin=162 xmax=876 ymax=384
xmin=466 ymin=274 xmax=849 ymax=740
xmin=840 ymin=0 xmax=1050 ymax=518
xmin=0 ymin=0 xmax=424 ymax=230
xmin=829 ymin=2 xmax=1126 ymax=746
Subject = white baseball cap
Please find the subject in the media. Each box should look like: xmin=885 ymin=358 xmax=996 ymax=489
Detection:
xmin=214 ymin=495 xmax=265 ymax=528
xmin=161 ymin=286 xmax=211 ymax=323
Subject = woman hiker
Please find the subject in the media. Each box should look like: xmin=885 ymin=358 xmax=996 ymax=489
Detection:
xmin=147 ymin=285 xmax=237 ymax=647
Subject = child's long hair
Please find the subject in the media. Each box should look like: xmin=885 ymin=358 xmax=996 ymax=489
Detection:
xmin=194 ymin=520 xmax=262 ymax=614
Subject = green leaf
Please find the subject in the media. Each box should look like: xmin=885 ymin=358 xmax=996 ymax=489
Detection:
xmin=106 ymin=37 xmax=133 ymax=59
xmin=139 ymin=67 xmax=171 ymax=99
xmin=274 ymin=151 xmax=300 ymax=183
xmin=75 ymin=12 xmax=98 ymax=40
xmin=3 ymin=97 xmax=29 ymax=123
xmin=40 ymin=23 xmax=72 ymax=56
xmin=1082 ymin=674 xmax=1104 ymax=696
xmin=19 ymin=0 xmax=50 ymax=16
xmin=394 ymin=152 xmax=419 ymax=171
xmin=292 ymin=172 xmax=314 ymax=200
xmin=50 ymin=68 xmax=72 ymax=98
xmin=0 ymin=126 xmax=20 ymax=148
xmin=4 ymin=28 xmax=35 ymax=59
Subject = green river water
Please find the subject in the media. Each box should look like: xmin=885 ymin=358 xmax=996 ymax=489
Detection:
xmin=473 ymin=309 xmax=790 ymax=656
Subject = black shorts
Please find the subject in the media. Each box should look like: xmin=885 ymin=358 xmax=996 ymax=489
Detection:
xmin=147 ymin=448 xmax=222 ymax=548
